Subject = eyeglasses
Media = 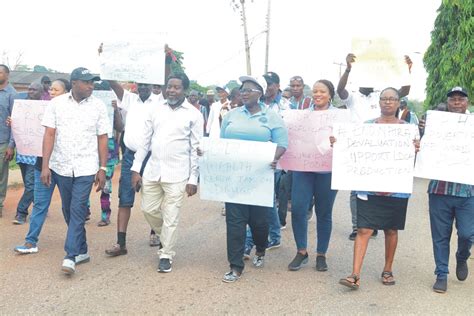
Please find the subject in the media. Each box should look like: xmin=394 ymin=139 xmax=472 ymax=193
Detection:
xmin=448 ymin=96 xmax=468 ymax=102
xmin=239 ymin=88 xmax=261 ymax=94
xmin=379 ymin=97 xmax=399 ymax=103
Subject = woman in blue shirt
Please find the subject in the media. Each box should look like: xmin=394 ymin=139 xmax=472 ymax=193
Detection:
xmin=337 ymin=87 xmax=419 ymax=290
xmin=220 ymin=76 xmax=288 ymax=283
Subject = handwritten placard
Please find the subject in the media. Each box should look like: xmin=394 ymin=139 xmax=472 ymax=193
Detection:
xmin=278 ymin=109 xmax=350 ymax=172
xmin=199 ymin=138 xmax=277 ymax=207
xmin=351 ymin=38 xmax=408 ymax=88
xmin=93 ymin=90 xmax=117 ymax=137
xmin=11 ymin=100 xmax=49 ymax=156
xmin=331 ymin=123 xmax=418 ymax=193
xmin=414 ymin=111 xmax=474 ymax=185
xmin=99 ymin=40 xmax=165 ymax=84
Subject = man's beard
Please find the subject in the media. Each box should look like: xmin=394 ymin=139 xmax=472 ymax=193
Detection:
xmin=167 ymin=96 xmax=184 ymax=106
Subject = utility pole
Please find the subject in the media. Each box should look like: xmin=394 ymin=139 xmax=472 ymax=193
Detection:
xmin=264 ymin=0 xmax=271 ymax=73
xmin=240 ymin=0 xmax=252 ymax=75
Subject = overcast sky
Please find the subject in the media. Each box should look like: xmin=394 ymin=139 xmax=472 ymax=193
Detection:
xmin=2 ymin=0 xmax=441 ymax=99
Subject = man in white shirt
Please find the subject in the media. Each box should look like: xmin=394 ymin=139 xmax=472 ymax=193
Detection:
xmin=104 ymin=80 xmax=164 ymax=257
xmin=336 ymin=52 xmax=412 ymax=241
xmin=41 ymin=67 xmax=110 ymax=275
xmin=131 ymin=72 xmax=203 ymax=273
xmin=206 ymin=86 xmax=230 ymax=138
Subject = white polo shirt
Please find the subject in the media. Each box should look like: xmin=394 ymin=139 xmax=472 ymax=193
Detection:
xmin=131 ymin=99 xmax=203 ymax=185
xmin=119 ymin=90 xmax=164 ymax=152
xmin=42 ymin=92 xmax=111 ymax=177
xmin=342 ymin=90 xmax=381 ymax=123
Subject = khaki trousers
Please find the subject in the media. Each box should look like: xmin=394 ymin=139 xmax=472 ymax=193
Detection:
xmin=141 ymin=178 xmax=187 ymax=259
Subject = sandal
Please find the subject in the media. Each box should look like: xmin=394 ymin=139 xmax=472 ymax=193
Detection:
xmin=381 ymin=271 xmax=396 ymax=285
xmin=339 ymin=274 xmax=360 ymax=290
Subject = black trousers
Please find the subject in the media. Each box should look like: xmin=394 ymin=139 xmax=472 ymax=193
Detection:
xmin=225 ymin=202 xmax=269 ymax=273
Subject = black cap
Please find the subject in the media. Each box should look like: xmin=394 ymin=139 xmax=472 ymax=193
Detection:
xmin=41 ymin=75 xmax=51 ymax=84
xmin=447 ymin=86 xmax=468 ymax=97
xmin=263 ymin=72 xmax=280 ymax=85
xmin=70 ymin=67 xmax=100 ymax=81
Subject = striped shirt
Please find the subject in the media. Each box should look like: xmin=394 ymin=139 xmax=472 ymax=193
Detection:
xmin=428 ymin=180 xmax=474 ymax=198
xmin=131 ymin=99 xmax=203 ymax=185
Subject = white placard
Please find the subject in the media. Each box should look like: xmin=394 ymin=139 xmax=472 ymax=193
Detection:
xmin=332 ymin=123 xmax=418 ymax=193
xmin=414 ymin=111 xmax=474 ymax=185
xmin=199 ymin=138 xmax=277 ymax=207
xmin=99 ymin=40 xmax=165 ymax=84
xmin=11 ymin=100 xmax=49 ymax=156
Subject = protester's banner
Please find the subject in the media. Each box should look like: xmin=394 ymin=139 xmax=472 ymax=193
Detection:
xmin=99 ymin=40 xmax=165 ymax=84
xmin=351 ymin=38 xmax=408 ymax=88
xmin=278 ymin=109 xmax=350 ymax=172
xmin=331 ymin=123 xmax=418 ymax=193
xmin=11 ymin=100 xmax=49 ymax=156
xmin=92 ymin=90 xmax=117 ymax=137
xmin=199 ymin=138 xmax=277 ymax=207
xmin=414 ymin=111 xmax=474 ymax=185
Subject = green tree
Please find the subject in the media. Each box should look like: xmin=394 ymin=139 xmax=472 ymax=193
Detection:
xmin=423 ymin=0 xmax=473 ymax=109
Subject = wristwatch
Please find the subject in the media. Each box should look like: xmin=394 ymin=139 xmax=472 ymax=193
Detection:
xmin=99 ymin=166 xmax=107 ymax=172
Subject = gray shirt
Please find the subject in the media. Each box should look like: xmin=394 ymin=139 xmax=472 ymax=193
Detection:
xmin=0 ymin=83 xmax=17 ymax=144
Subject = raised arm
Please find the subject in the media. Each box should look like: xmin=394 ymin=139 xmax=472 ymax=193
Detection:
xmin=337 ymin=53 xmax=356 ymax=100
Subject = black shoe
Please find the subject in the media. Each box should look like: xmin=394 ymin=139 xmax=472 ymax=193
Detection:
xmin=288 ymin=252 xmax=308 ymax=271
xmin=456 ymin=261 xmax=468 ymax=281
xmin=315 ymin=255 xmax=328 ymax=271
xmin=349 ymin=230 xmax=357 ymax=241
xmin=371 ymin=230 xmax=378 ymax=239
xmin=158 ymin=258 xmax=172 ymax=273
xmin=433 ymin=278 xmax=447 ymax=293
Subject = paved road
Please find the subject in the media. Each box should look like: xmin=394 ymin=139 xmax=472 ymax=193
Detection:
xmin=0 ymin=169 xmax=472 ymax=314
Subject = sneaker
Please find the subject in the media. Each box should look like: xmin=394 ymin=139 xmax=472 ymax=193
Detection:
xmin=75 ymin=253 xmax=90 ymax=265
xmin=371 ymin=230 xmax=378 ymax=239
xmin=433 ymin=278 xmax=447 ymax=293
xmin=267 ymin=240 xmax=281 ymax=250
xmin=288 ymin=252 xmax=309 ymax=271
xmin=243 ymin=246 xmax=252 ymax=260
xmin=12 ymin=216 xmax=26 ymax=225
xmin=456 ymin=261 xmax=468 ymax=281
xmin=222 ymin=270 xmax=241 ymax=283
xmin=158 ymin=258 xmax=172 ymax=273
xmin=61 ymin=259 xmax=75 ymax=275
xmin=105 ymin=244 xmax=128 ymax=257
xmin=14 ymin=243 xmax=38 ymax=254
xmin=316 ymin=255 xmax=328 ymax=271
xmin=349 ymin=230 xmax=358 ymax=241
xmin=149 ymin=234 xmax=162 ymax=248
xmin=253 ymin=255 xmax=265 ymax=268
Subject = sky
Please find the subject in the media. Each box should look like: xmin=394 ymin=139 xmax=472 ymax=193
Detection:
xmin=2 ymin=0 xmax=441 ymax=100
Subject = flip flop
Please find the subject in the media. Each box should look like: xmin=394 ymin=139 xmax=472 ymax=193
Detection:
xmin=381 ymin=271 xmax=396 ymax=285
xmin=339 ymin=274 xmax=360 ymax=290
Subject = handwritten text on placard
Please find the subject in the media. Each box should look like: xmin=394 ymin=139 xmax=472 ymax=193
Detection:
xmin=331 ymin=123 xmax=418 ymax=193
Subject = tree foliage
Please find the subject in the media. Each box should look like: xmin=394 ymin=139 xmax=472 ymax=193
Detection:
xmin=423 ymin=0 xmax=473 ymax=109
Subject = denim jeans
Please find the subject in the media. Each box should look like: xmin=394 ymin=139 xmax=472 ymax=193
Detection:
xmin=16 ymin=163 xmax=35 ymax=218
xmin=291 ymin=171 xmax=337 ymax=254
xmin=226 ymin=202 xmax=269 ymax=273
xmin=0 ymin=143 xmax=9 ymax=210
xmin=428 ymin=194 xmax=474 ymax=279
xmin=118 ymin=148 xmax=150 ymax=208
xmin=245 ymin=170 xmax=281 ymax=249
xmin=350 ymin=191 xmax=357 ymax=230
xmin=53 ymin=171 xmax=94 ymax=261
xmin=25 ymin=169 xmax=57 ymax=246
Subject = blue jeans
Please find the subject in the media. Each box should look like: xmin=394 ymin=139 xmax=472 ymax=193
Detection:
xmin=429 ymin=194 xmax=474 ymax=279
xmin=118 ymin=148 xmax=150 ymax=208
xmin=53 ymin=171 xmax=94 ymax=261
xmin=245 ymin=171 xmax=281 ymax=249
xmin=291 ymin=172 xmax=337 ymax=254
xmin=16 ymin=163 xmax=35 ymax=218
xmin=25 ymin=169 xmax=57 ymax=246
